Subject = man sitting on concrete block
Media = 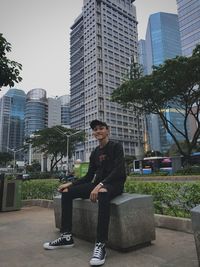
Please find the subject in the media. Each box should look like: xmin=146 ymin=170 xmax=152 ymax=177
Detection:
xmin=43 ymin=119 xmax=127 ymax=266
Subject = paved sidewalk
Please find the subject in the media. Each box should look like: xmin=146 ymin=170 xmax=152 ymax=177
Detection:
xmin=0 ymin=206 xmax=198 ymax=267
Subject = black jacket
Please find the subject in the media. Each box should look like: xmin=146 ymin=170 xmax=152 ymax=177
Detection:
xmin=73 ymin=141 xmax=126 ymax=188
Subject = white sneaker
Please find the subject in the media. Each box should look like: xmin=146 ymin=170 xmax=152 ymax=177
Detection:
xmin=90 ymin=242 xmax=106 ymax=266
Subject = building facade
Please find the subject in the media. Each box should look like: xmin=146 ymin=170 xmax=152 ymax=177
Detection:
xmin=25 ymin=88 xmax=48 ymax=137
xmin=138 ymin=39 xmax=148 ymax=75
xmin=48 ymin=97 xmax=61 ymax=128
xmin=70 ymin=0 xmax=144 ymax=161
xmin=59 ymin=95 xmax=71 ymax=127
xmin=146 ymin=12 xmax=182 ymax=74
xmin=0 ymin=89 xmax=26 ymax=159
xmin=176 ymin=0 xmax=200 ymax=56
xmin=144 ymin=12 xmax=183 ymax=153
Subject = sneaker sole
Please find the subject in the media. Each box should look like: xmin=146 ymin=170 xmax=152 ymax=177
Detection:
xmin=43 ymin=243 xmax=74 ymax=250
xmin=90 ymin=257 xmax=106 ymax=266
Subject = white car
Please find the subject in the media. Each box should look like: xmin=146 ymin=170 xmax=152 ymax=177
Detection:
xmin=22 ymin=174 xmax=30 ymax=180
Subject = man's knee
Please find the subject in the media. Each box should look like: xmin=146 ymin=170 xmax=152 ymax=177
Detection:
xmin=98 ymin=188 xmax=108 ymax=193
xmin=62 ymin=188 xmax=69 ymax=192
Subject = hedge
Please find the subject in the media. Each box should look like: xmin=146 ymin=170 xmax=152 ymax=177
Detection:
xmin=21 ymin=179 xmax=200 ymax=218
xmin=125 ymin=179 xmax=200 ymax=218
xmin=21 ymin=179 xmax=59 ymax=200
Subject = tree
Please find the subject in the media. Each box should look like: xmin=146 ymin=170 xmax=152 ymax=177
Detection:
xmin=0 ymin=152 xmax=13 ymax=166
xmin=124 ymin=155 xmax=136 ymax=174
xmin=26 ymin=160 xmax=41 ymax=173
xmin=145 ymin=150 xmax=163 ymax=157
xmin=27 ymin=126 xmax=85 ymax=171
xmin=112 ymin=45 xmax=200 ymax=165
xmin=168 ymin=141 xmax=200 ymax=157
xmin=0 ymin=33 xmax=22 ymax=88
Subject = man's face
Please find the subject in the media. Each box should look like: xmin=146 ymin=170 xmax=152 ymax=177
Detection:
xmin=92 ymin=125 xmax=109 ymax=141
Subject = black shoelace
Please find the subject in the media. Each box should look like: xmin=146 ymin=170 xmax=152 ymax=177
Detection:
xmin=92 ymin=242 xmax=105 ymax=259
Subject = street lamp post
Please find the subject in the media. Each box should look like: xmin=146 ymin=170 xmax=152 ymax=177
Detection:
xmin=28 ymin=133 xmax=41 ymax=166
xmin=135 ymin=114 xmax=145 ymax=174
xmin=55 ymin=127 xmax=82 ymax=174
xmin=6 ymin=147 xmax=24 ymax=172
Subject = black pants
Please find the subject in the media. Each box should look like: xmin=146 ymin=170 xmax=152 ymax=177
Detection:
xmin=61 ymin=183 xmax=123 ymax=243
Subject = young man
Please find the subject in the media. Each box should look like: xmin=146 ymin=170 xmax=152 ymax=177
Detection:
xmin=43 ymin=119 xmax=126 ymax=266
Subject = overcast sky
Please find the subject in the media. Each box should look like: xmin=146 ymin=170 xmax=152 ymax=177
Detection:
xmin=0 ymin=0 xmax=177 ymax=97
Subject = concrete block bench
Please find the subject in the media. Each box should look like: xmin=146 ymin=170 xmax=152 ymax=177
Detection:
xmin=53 ymin=193 xmax=156 ymax=251
xmin=191 ymin=205 xmax=200 ymax=266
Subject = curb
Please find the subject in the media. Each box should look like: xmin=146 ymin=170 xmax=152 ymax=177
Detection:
xmin=22 ymin=199 xmax=53 ymax=209
xmin=22 ymin=199 xmax=193 ymax=234
xmin=154 ymin=214 xmax=193 ymax=234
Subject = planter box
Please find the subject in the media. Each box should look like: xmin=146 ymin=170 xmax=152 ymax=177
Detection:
xmin=0 ymin=174 xmax=22 ymax=211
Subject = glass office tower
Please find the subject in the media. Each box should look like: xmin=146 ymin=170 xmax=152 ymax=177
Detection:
xmin=59 ymin=95 xmax=71 ymax=127
xmin=138 ymin=39 xmax=148 ymax=75
xmin=70 ymin=0 xmax=143 ymax=161
xmin=47 ymin=97 xmax=61 ymax=128
xmin=25 ymin=88 xmax=48 ymax=137
xmin=145 ymin=12 xmax=183 ymax=153
xmin=146 ymin=12 xmax=182 ymax=74
xmin=176 ymin=0 xmax=200 ymax=56
xmin=0 ymin=89 xmax=26 ymax=158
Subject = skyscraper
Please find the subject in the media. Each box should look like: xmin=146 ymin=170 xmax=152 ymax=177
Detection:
xmin=144 ymin=12 xmax=183 ymax=153
xmin=25 ymin=88 xmax=48 ymax=137
xmin=138 ymin=39 xmax=147 ymax=75
xmin=146 ymin=12 xmax=182 ymax=74
xmin=176 ymin=0 xmax=200 ymax=56
xmin=70 ymin=0 xmax=143 ymax=161
xmin=59 ymin=95 xmax=71 ymax=127
xmin=48 ymin=97 xmax=61 ymax=128
xmin=0 ymin=89 xmax=26 ymax=159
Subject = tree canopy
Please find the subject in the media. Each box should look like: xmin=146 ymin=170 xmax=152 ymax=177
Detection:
xmin=0 ymin=152 xmax=13 ymax=166
xmin=27 ymin=126 xmax=85 ymax=171
xmin=0 ymin=33 xmax=22 ymax=88
xmin=112 ymin=45 xmax=200 ymax=161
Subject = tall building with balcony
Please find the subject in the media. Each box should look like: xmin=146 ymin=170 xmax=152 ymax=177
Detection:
xmin=176 ymin=0 xmax=200 ymax=56
xmin=70 ymin=0 xmax=143 ymax=161
xmin=176 ymin=1 xmax=200 ymax=141
xmin=70 ymin=14 xmax=85 ymax=131
xmin=144 ymin=12 xmax=183 ymax=153
xmin=0 ymin=89 xmax=26 ymax=159
xmin=25 ymin=88 xmax=48 ymax=137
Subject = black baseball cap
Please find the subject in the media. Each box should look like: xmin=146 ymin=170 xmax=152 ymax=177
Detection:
xmin=90 ymin=119 xmax=109 ymax=130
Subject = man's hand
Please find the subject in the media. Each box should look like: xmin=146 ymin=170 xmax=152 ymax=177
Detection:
xmin=90 ymin=184 xmax=102 ymax=202
xmin=58 ymin=182 xmax=72 ymax=193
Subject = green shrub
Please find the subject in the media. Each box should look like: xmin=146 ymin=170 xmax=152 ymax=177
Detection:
xmin=129 ymin=171 xmax=168 ymax=176
xmin=125 ymin=179 xmax=200 ymax=218
xmin=29 ymin=172 xmax=53 ymax=179
xmin=21 ymin=178 xmax=200 ymax=219
xmin=21 ymin=179 xmax=60 ymax=200
xmin=174 ymin=166 xmax=200 ymax=175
